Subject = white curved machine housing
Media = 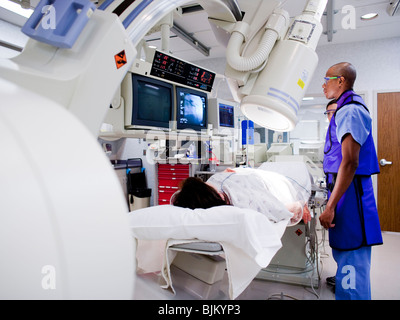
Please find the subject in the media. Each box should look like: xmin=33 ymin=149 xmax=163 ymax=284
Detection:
xmin=0 ymin=79 xmax=135 ymax=299
xmin=226 ymin=0 xmax=327 ymax=131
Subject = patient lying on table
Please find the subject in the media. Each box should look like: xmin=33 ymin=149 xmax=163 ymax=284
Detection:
xmin=130 ymin=165 xmax=312 ymax=299
xmin=171 ymin=167 xmax=311 ymax=226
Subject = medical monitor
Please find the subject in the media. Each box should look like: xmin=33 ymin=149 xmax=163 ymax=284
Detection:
xmin=208 ymin=98 xmax=236 ymax=136
xmin=266 ymin=143 xmax=293 ymax=160
xmin=176 ymin=86 xmax=208 ymax=131
xmin=125 ymin=73 xmax=173 ymax=129
xmin=151 ymin=51 xmax=215 ymax=92
xmin=299 ymin=141 xmax=324 ymax=162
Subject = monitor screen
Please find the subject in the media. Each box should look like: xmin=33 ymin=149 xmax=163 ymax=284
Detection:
xmin=176 ymin=87 xmax=208 ymax=131
xmin=131 ymin=74 xmax=173 ymax=128
xmin=219 ymin=103 xmax=235 ymax=128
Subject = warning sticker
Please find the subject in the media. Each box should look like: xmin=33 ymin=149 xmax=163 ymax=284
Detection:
xmin=114 ymin=50 xmax=127 ymax=69
xmin=297 ymin=69 xmax=309 ymax=89
xmin=295 ymin=229 xmax=303 ymax=236
xmin=297 ymin=78 xmax=305 ymax=89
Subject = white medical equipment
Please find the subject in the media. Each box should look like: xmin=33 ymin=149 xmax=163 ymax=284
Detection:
xmin=299 ymin=141 xmax=324 ymax=162
xmin=266 ymin=142 xmax=293 ymax=159
xmin=0 ymin=78 xmax=135 ymax=299
xmin=208 ymin=98 xmax=238 ymax=136
xmin=256 ymin=158 xmax=327 ymax=288
xmin=253 ymin=144 xmax=268 ymax=164
xmin=227 ymin=0 xmax=328 ymax=131
xmin=0 ymin=0 xmax=327 ymax=299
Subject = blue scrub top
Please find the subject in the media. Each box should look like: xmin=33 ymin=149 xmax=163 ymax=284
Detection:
xmin=335 ymin=103 xmax=372 ymax=146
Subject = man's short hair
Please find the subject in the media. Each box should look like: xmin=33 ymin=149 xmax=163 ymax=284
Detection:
xmin=326 ymin=99 xmax=337 ymax=110
xmin=331 ymin=62 xmax=356 ymax=90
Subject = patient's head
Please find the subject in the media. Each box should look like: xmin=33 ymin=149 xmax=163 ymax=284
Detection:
xmin=172 ymin=177 xmax=230 ymax=209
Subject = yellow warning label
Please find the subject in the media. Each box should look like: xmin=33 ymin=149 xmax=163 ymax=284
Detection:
xmin=297 ymin=78 xmax=305 ymax=89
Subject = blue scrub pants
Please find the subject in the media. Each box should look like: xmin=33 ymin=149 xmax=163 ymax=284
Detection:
xmin=332 ymin=246 xmax=372 ymax=300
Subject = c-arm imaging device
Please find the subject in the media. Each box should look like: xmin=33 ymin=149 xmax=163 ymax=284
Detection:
xmin=0 ymin=0 xmax=327 ymax=299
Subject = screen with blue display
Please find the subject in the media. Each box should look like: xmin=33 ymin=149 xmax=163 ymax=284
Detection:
xmin=219 ymin=103 xmax=235 ymax=128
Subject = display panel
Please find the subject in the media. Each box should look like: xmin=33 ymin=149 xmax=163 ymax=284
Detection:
xmin=208 ymin=98 xmax=236 ymax=136
xmin=176 ymin=86 xmax=208 ymax=131
xmin=151 ymin=51 xmax=215 ymax=92
xmin=130 ymin=74 xmax=173 ymax=128
xmin=219 ymin=103 xmax=235 ymax=128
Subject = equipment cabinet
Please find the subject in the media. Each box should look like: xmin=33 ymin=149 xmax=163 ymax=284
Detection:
xmin=157 ymin=163 xmax=190 ymax=205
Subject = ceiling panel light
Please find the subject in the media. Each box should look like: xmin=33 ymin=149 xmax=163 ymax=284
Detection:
xmin=361 ymin=13 xmax=379 ymax=21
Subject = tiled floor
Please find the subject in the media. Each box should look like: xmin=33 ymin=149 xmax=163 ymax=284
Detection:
xmin=371 ymin=232 xmax=400 ymax=300
xmin=134 ymin=231 xmax=400 ymax=300
xmin=236 ymin=228 xmax=336 ymax=300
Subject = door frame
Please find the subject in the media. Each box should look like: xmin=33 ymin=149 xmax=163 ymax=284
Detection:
xmin=373 ymin=88 xmax=400 ymax=206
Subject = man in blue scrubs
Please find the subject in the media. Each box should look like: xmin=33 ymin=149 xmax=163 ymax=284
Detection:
xmin=320 ymin=62 xmax=383 ymax=300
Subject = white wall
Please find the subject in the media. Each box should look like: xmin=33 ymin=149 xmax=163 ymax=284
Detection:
xmin=309 ymin=36 xmax=400 ymax=95
xmin=308 ymin=36 xmax=400 ymax=131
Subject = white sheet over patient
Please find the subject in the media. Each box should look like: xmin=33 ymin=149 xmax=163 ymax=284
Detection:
xmin=206 ymin=168 xmax=305 ymax=223
xmin=129 ymin=205 xmax=287 ymax=299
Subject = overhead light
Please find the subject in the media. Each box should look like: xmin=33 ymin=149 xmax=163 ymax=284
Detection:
xmin=360 ymin=13 xmax=379 ymax=21
xmin=0 ymin=0 xmax=33 ymax=18
xmin=302 ymin=97 xmax=314 ymax=101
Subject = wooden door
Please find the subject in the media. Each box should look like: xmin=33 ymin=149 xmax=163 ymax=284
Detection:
xmin=377 ymin=92 xmax=400 ymax=232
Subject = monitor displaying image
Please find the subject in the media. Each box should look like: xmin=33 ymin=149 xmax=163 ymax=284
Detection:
xmin=176 ymin=87 xmax=208 ymax=131
xmin=219 ymin=103 xmax=234 ymax=128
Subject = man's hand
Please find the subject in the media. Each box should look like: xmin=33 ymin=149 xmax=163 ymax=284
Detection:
xmin=319 ymin=206 xmax=335 ymax=229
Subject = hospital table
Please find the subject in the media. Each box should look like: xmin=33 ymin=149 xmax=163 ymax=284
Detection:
xmin=128 ymin=161 xmax=322 ymax=299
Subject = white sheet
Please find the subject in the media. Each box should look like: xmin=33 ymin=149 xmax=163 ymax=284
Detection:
xmin=162 ymin=222 xmax=287 ymax=300
xmin=207 ymin=169 xmax=296 ymax=223
xmin=128 ymin=205 xmax=288 ymax=299
xmin=258 ymin=161 xmax=312 ymax=201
